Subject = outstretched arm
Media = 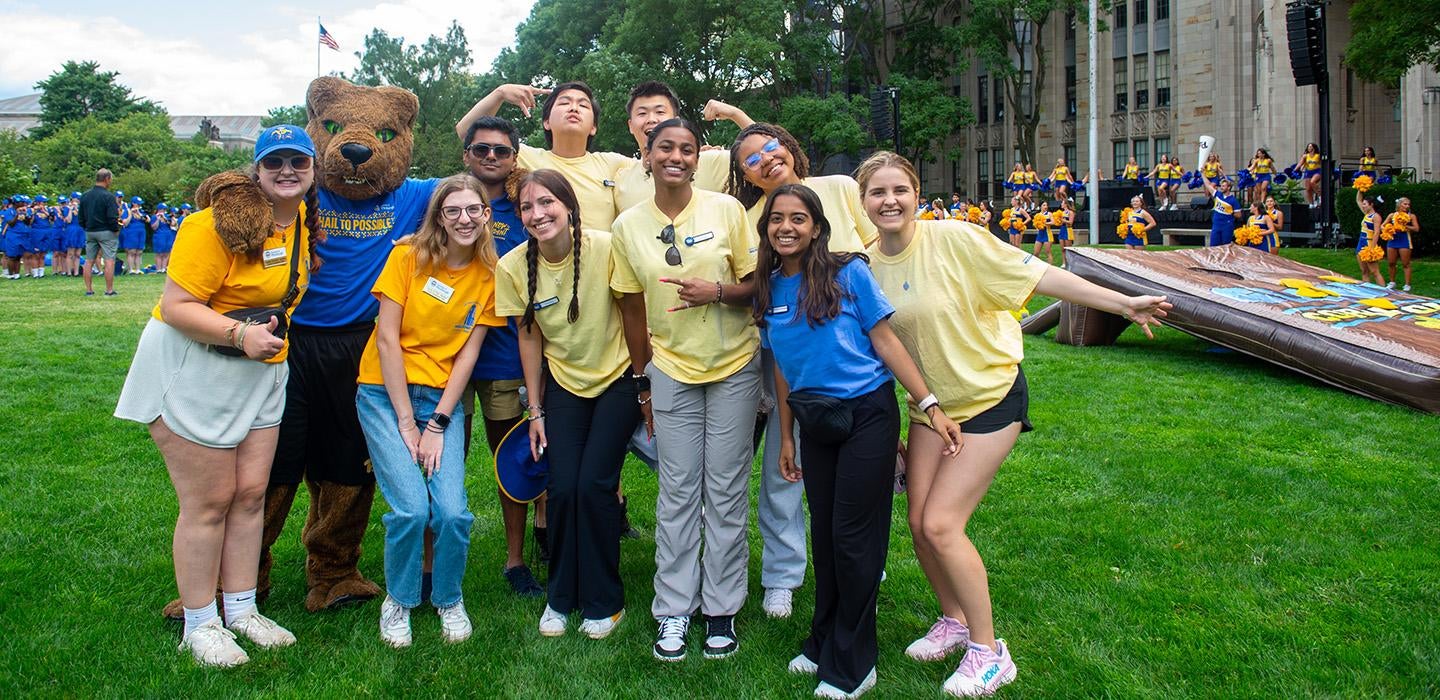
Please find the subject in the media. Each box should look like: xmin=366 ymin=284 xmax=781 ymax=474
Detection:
xmin=455 ymin=84 xmax=553 ymax=141
xmin=1035 ymin=267 xmax=1172 ymax=339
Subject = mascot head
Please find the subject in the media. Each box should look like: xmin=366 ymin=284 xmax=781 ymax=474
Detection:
xmin=306 ymin=77 xmax=419 ymax=201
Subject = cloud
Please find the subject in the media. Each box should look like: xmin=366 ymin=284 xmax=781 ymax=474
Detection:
xmin=0 ymin=0 xmax=533 ymax=116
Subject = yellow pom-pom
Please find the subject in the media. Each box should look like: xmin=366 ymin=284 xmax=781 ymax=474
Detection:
xmin=1358 ymin=245 xmax=1385 ymax=262
xmin=1234 ymin=225 xmax=1266 ymax=246
xmin=1379 ymin=224 xmax=1395 ymax=241
xmin=1353 ymin=175 xmax=1374 ymax=193
xmin=1393 ymin=212 xmax=1411 ymax=229
xmin=968 ymin=206 xmax=982 ymax=223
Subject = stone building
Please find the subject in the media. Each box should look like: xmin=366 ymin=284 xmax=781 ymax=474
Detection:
xmin=903 ymin=0 xmax=1439 ymax=198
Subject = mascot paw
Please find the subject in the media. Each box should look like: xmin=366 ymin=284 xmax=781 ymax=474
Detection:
xmin=306 ymin=576 xmax=381 ymax=612
xmin=195 ymin=170 xmax=273 ymax=255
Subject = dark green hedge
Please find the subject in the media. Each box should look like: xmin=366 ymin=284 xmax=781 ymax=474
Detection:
xmin=1335 ymin=182 xmax=1438 ymax=256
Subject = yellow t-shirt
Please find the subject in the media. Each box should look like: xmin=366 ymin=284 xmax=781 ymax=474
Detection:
xmin=495 ymin=230 xmax=630 ymax=398
xmin=517 ymin=144 xmax=632 ymax=231
xmin=610 ymin=188 xmax=758 ymax=383
xmin=867 ymin=220 xmax=1048 ymax=425
xmin=356 ymin=244 xmax=506 ymax=388
xmin=743 ymin=175 xmax=877 ymax=254
xmin=613 ymin=149 xmax=731 ymax=215
xmin=152 ymin=207 xmax=311 ymax=364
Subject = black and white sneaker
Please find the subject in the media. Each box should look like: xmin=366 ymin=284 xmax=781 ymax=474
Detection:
xmin=703 ymin=614 xmax=738 ymax=658
xmin=654 ymin=615 xmax=690 ymax=661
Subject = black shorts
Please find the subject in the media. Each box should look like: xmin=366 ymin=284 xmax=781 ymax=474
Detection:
xmin=270 ymin=322 xmax=376 ymax=486
xmin=961 ymin=365 xmax=1033 ymax=435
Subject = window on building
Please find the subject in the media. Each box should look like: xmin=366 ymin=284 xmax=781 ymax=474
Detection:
xmin=977 ymin=150 xmax=989 ymax=198
xmin=1134 ymin=55 xmax=1149 ymax=109
xmin=994 ymin=78 xmax=1005 ymax=121
xmin=1133 ymin=139 xmax=1149 ymax=169
xmin=978 ymin=76 xmax=989 ymax=124
xmin=1345 ymin=66 xmax=1355 ymax=112
xmin=1154 ymin=137 xmax=1170 ymax=163
xmin=1156 ymin=0 xmax=1170 ymax=21
xmin=1114 ymin=58 xmax=1128 ymax=112
xmin=1066 ymin=66 xmax=1078 ymax=118
xmin=1114 ymin=5 xmax=1127 ymax=29
xmin=1066 ymin=11 xmax=1076 ymax=40
xmin=1135 ymin=0 xmax=1148 ymax=24
xmin=1155 ymin=51 xmax=1171 ymax=107
xmin=1065 ymin=145 xmax=1077 ymax=170
xmin=1113 ymin=141 xmax=1129 ymax=176
xmin=992 ymin=148 xmax=1005 ymax=199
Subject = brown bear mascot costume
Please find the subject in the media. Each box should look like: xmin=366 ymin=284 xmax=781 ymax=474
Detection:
xmin=165 ymin=77 xmax=440 ymax=618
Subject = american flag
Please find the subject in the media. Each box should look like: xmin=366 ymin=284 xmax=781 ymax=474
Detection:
xmin=319 ymin=23 xmax=340 ymax=51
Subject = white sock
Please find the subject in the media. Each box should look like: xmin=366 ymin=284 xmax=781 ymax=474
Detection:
xmin=183 ymin=600 xmax=220 ymax=637
xmin=222 ymin=588 xmax=257 ymax=626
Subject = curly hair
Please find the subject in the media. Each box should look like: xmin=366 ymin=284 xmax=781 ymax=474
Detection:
xmin=726 ymin=123 xmax=810 ymax=210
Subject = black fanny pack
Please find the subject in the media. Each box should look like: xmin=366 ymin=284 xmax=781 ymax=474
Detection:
xmin=786 ymin=391 xmax=853 ymax=444
xmin=211 ymin=220 xmax=302 ymax=357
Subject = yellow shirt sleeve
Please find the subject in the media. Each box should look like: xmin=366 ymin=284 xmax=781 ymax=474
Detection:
xmin=165 ymin=210 xmax=231 ymax=304
xmin=371 ymin=245 xmax=414 ymax=309
xmin=608 ymin=213 xmax=645 ymax=294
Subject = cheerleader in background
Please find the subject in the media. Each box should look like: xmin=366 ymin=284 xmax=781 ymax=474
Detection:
xmin=1121 ymin=157 xmax=1140 ymax=182
xmin=1353 ymin=191 xmax=1385 ymax=286
xmin=1003 ymin=196 xmax=1030 ymax=247
xmin=1384 ymin=196 xmax=1419 ymax=292
xmin=1298 ymin=143 xmax=1322 ymax=209
xmin=1145 ymin=158 xmax=1170 ymax=212
xmin=65 ymin=194 xmax=84 ymax=276
xmin=120 ymin=198 xmax=147 ymax=275
xmin=1006 ymin=163 xmax=1025 ymax=206
xmin=1248 ymin=148 xmax=1275 ymax=205
xmin=919 ymin=199 xmax=946 ymax=220
xmin=1032 ymin=201 xmax=1055 ymax=265
xmin=1124 ymin=196 xmax=1156 ymax=250
xmin=1264 ymin=196 xmax=1284 ymax=253
xmin=1168 ymin=156 xmax=1187 ymax=210
xmin=1057 ymin=199 xmax=1075 ymax=260
xmin=978 ymin=201 xmax=993 ymax=228
xmin=1243 ymin=202 xmax=1275 ymax=253
xmin=1022 ymin=164 xmax=1039 ymax=210
xmin=1358 ymin=146 xmax=1378 ymax=180
xmin=1049 ymin=158 xmax=1075 ymax=201
xmin=151 ymin=204 xmax=176 ymax=273
xmin=31 ymin=197 xmax=54 ymax=278
xmin=1201 ymin=155 xmax=1224 ymax=205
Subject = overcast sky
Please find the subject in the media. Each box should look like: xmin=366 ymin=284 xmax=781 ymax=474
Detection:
xmin=0 ymin=0 xmax=536 ymax=115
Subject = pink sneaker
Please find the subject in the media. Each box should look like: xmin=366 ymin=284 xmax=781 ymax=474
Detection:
xmin=943 ymin=639 xmax=1017 ymax=697
xmin=904 ymin=616 xmax=970 ymax=661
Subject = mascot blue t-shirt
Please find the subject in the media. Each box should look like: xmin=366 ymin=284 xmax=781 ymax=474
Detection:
xmin=471 ymin=194 xmax=524 ymax=381
xmin=293 ymin=178 xmax=439 ymax=327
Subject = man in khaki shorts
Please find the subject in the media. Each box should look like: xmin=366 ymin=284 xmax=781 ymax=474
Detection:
xmin=79 ymin=168 xmax=120 ymax=296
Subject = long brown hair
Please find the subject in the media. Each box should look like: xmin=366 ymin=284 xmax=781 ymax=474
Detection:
xmin=726 ymin=123 xmax=810 ymax=209
xmin=411 ymin=174 xmax=497 ymax=276
xmin=517 ymin=169 xmax=583 ymax=329
xmin=752 ymin=183 xmax=866 ymax=329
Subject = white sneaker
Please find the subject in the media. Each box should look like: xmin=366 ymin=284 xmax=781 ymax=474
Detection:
xmin=539 ymin=605 xmax=567 ymax=637
xmin=578 ymin=609 xmax=625 ymax=640
xmin=944 ymin=639 xmax=1017 ymax=697
xmin=179 ymin=617 xmax=249 ymax=668
xmin=1403 ymin=285 xmax=1412 ymax=292
xmin=653 ymin=615 xmax=690 ymax=661
xmin=437 ymin=599 xmax=472 ymax=643
xmin=379 ymin=595 xmax=412 ymax=648
xmin=1386 ymin=281 xmax=1396 ymax=289
xmin=815 ymin=668 xmax=877 ymax=698
xmin=906 ymin=616 xmax=970 ymax=661
xmin=788 ymin=653 xmax=819 ymax=674
xmin=226 ymin=611 xmax=296 ymax=649
xmin=763 ymin=588 xmax=794 ymax=618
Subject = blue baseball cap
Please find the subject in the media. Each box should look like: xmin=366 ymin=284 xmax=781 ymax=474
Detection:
xmin=254 ymin=124 xmax=316 ymax=162
xmin=35 ymin=195 xmax=48 ymax=202
xmin=181 ymin=202 xmax=193 ymax=210
xmin=57 ymin=195 xmax=69 ymax=203
xmin=116 ymin=190 xmax=125 ymax=197
xmin=157 ymin=203 xmax=169 ymax=210
xmin=71 ymin=191 xmax=81 ymax=198
xmin=130 ymin=196 xmax=144 ymax=205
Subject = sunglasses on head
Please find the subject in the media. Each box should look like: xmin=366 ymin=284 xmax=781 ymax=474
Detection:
xmin=743 ymin=138 xmax=781 ymax=171
xmin=657 ymin=224 xmax=681 ymax=266
xmin=466 ymin=143 xmax=515 ymax=159
xmin=259 ymin=154 xmax=313 ymax=172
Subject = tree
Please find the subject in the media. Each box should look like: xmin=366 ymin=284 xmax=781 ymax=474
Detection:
xmin=891 ymin=74 xmax=972 ymax=168
xmin=0 ymin=153 xmax=33 ymax=196
xmin=262 ymin=105 xmax=308 ymax=127
xmin=33 ymin=113 xmax=183 ymax=191
xmin=1345 ymin=1 xmax=1440 ymax=88
xmin=32 ymin=61 xmax=164 ymax=139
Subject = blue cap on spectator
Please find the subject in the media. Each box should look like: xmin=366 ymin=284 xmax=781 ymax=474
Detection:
xmin=157 ymin=203 xmax=169 ymax=210
xmin=58 ymin=195 xmax=69 ymax=203
xmin=254 ymin=124 xmax=315 ymax=162
xmin=116 ymin=190 xmax=125 ymax=197
xmin=181 ymin=202 xmax=193 ymax=210
xmin=35 ymin=194 xmax=48 ymax=202
xmin=131 ymin=196 xmax=144 ymax=205
xmin=71 ymin=191 xmax=81 ymax=198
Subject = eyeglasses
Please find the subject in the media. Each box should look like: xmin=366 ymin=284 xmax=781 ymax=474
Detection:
xmin=465 ymin=143 xmax=515 ymax=159
xmin=259 ymin=154 xmax=314 ymax=172
xmin=657 ymin=224 xmax=682 ymax=266
xmin=742 ymin=138 xmax=781 ymax=171
xmin=441 ymin=204 xmax=488 ymax=221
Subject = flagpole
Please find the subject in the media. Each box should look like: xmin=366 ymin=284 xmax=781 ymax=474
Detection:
xmin=317 ymin=17 xmax=321 ymax=78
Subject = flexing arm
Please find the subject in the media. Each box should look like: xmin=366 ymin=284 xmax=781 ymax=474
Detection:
xmin=702 ymin=99 xmax=755 ymax=130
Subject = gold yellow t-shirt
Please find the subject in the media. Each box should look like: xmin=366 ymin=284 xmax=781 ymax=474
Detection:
xmin=744 ymin=175 xmax=877 ymax=254
xmin=613 ymin=149 xmax=731 ymax=215
xmin=152 ymin=207 xmax=311 ymax=364
xmin=517 ymin=144 xmax=632 ymax=231
xmin=610 ymin=188 xmax=758 ymax=383
xmin=867 ymin=220 xmax=1048 ymax=425
xmin=495 ymin=230 xmax=630 ymax=398
xmin=357 ymin=244 xmax=506 ymax=388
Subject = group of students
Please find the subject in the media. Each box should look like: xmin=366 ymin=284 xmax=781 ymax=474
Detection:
xmin=1002 ymin=159 xmax=1088 ymax=209
xmin=0 ymin=191 xmax=188 ymax=279
xmin=115 ymin=80 xmax=1172 ymax=699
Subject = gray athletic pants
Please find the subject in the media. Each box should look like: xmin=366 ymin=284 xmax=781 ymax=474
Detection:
xmin=758 ymin=348 xmax=808 ymax=590
xmin=650 ymin=353 xmax=761 ymax=619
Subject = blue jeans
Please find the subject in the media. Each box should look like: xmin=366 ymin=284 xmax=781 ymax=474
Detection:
xmin=356 ymin=383 xmax=473 ymax=608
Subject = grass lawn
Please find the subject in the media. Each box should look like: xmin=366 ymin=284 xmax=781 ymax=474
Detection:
xmin=1 ymin=248 xmax=1437 ymax=698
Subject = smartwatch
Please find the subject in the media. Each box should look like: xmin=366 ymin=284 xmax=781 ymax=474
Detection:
xmin=632 ymin=372 xmax=651 ymax=393
xmin=429 ymin=412 xmax=452 ymax=430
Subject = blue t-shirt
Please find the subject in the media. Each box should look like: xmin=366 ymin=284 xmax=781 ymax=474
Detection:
xmin=472 ymin=194 xmax=524 ymax=380
xmin=292 ymin=178 xmax=440 ymax=328
xmin=760 ymin=258 xmax=895 ymax=399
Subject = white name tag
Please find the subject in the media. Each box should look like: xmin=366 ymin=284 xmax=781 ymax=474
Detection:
xmin=262 ymin=247 xmax=287 ymax=268
xmin=684 ymin=231 xmax=715 ymax=246
xmin=767 ymin=305 xmax=790 ymax=315
xmin=422 ymin=277 xmax=455 ymax=304
xmin=533 ymin=296 xmax=560 ymax=310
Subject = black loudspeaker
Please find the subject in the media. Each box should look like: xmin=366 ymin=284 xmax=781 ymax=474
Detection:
xmin=1286 ymin=2 xmax=1326 ymax=87
xmin=870 ymin=88 xmax=894 ymax=141
xmin=1097 ymin=182 xmax=1146 ymax=209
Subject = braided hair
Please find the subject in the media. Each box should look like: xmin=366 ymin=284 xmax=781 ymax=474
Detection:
xmin=517 ymin=169 xmax=584 ymax=330
xmin=726 ymin=123 xmax=810 ymax=210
